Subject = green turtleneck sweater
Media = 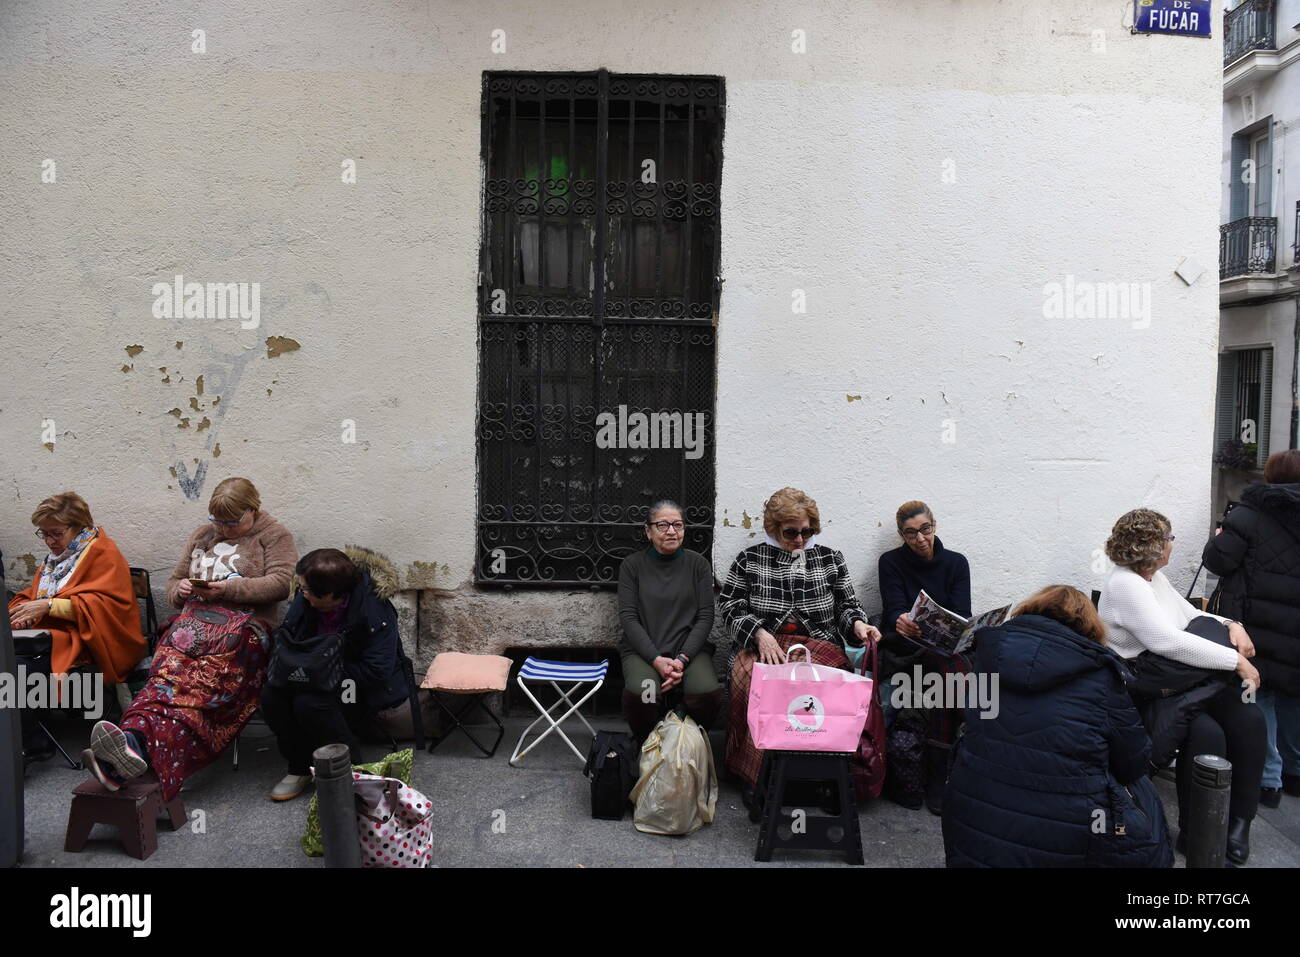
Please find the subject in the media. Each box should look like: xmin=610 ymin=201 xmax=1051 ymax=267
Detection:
xmin=617 ymin=546 xmax=716 ymax=663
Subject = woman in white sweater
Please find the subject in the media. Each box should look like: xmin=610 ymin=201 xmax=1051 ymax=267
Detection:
xmin=1098 ymin=508 xmax=1265 ymax=865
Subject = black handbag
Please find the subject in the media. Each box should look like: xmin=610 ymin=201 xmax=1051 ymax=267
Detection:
xmin=583 ymin=730 xmax=640 ymax=820
xmin=1128 ymin=616 xmax=1235 ymax=700
xmin=267 ymin=626 xmax=344 ymax=692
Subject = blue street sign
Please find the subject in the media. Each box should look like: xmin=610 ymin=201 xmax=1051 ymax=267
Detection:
xmin=1133 ymin=0 xmax=1212 ymax=37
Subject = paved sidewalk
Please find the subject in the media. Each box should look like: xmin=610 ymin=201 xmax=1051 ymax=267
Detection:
xmin=16 ymin=711 xmax=1300 ymax=868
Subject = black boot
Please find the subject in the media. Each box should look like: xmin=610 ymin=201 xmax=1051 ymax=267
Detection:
xmin=1260 ymin=786 xmax=1282 ymax=809
xmin=1226 ymin=817 xmax=1251 ymax=866
xmin=1284 ymin=773 xmax=1300 ymax=797
xmin=924 ymin=743 xmax=948 ymax=816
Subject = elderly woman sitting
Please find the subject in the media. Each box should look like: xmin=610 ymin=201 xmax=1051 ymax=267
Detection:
xmin=9 ymin=492 xmax=145 ymax=758
xmin=720 ymin=487 xmax=880 ymax=797
xmin=1098 ymin=508 xmax=1265 ymax=865
xmin=80 ymin=476 xmax=298 ymax=801
xmin=618 ymin=500 xmax=722 ymax=742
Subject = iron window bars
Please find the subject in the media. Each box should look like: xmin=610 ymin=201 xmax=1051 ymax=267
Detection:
xmin=476 ymin=71 xmax=723 ymax=586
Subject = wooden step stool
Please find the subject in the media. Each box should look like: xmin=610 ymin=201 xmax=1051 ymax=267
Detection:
xmin=64 ymin=774 xmax=187 ymax=860
xmin=753 ymin=750 xmax=864 ymax=865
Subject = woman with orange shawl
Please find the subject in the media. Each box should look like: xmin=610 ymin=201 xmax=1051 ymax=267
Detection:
xmin=9 ymin=492 xmax=145 ymax=760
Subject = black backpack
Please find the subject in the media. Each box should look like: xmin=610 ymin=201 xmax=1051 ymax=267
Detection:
xmin=267 ymin=626 xmax=344 ymax=692
xmin=583 ymin=730 xmax=640 ymax=820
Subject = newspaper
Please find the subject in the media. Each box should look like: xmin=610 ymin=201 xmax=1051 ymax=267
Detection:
xmin=907 ymin=589 xmax=1010 ymax=656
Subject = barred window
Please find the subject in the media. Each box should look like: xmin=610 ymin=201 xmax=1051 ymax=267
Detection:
xmin=476 ymin=71 xmax=723 ymax=586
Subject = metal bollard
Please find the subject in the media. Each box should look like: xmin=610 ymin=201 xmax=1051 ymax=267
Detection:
xmin=313 ymin=743 xmax=360 ymax=868
xmin=1187 ymin=753 xmax=1231 ymax=869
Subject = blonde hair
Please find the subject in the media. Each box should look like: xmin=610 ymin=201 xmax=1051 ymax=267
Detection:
xmin=31 ymin=492 xmax=94 ymax=530
xmin=762 ymin=487 xmax=821 ymax=540
xmin=1014 ymin=585 xmax=1107 ymax=645
xmin=208 ymin=477 xmax=261 ymax=522
xmin=1104 ymin=509 xmax=1170 ymax=576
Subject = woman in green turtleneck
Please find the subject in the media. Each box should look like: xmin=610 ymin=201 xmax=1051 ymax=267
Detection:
xmin=618 ymin=500 xmax=722 ymax=742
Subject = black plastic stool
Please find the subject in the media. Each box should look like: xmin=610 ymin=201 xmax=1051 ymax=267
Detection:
xmin=753 ymin=750 xmax=863 ymax=865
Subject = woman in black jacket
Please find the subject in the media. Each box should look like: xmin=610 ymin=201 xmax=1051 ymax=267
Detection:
xmin=878 ymin=500 xmax=972 ymax=814
xmin=261 ymin=546 xmax=414 ymax=802
xmin=943 ymin=585 xmax=1172 ymax=868
xmin=1202 ymin=449 xmax=1300 ymax=807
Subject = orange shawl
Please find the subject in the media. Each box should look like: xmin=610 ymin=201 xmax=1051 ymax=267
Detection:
xmin=9 ymin=530 xmax=146 ymax=682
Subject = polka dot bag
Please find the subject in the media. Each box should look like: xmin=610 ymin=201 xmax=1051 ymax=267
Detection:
xmin=353 ymin=772 xmax=434 ymax=869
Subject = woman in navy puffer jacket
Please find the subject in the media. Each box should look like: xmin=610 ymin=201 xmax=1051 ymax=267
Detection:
xmin=943 ymin=585 xmax=1173 ymax=868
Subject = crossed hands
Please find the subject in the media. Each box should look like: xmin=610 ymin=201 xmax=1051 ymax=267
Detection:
xmin=653 ymin=655 xmax=685 ymax=693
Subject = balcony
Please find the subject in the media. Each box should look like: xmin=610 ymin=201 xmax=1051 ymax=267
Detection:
xmin=1224 ymin=0 xmax=1276 ymax=67
xmin=1221 ymin=217 xmax=1277 ymax=278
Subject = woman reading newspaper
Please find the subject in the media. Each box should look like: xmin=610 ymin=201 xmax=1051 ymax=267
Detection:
xmin=877 ymin=501 xmax=974 ymax=815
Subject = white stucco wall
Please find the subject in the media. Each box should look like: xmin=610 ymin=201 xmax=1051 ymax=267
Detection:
xmin=0 ymin=1 xmax=1223 ymax=647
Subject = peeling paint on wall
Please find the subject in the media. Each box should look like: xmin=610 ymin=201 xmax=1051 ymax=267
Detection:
xmin=125 ymin=345 xmax=143 ymax=357
xmin=846 ymin=394 xmax=861 ymax=402
xmin=120 ymin=365 xmax=131 ymax=373
xmin=174 ymin=341 xmax=183 ymax=350
xmin=196 ymin=417 xmax=211 ymax=432
xmin=741 ymin=510 xmax=753 ymax=529
xmin=195 ymin=375 xmax=204 ymax=395
xmin=265 ymin=336 xmax=300 ymax=359
xmin=405 ymin=561 xmax=444 ymax=589
xmin=212 ymin=443 xmax=221 ymax=457
xmin=15 ymin=553 xmax=37 ymax=578
xmin=42 ymin=441 xmax=53 ymax=452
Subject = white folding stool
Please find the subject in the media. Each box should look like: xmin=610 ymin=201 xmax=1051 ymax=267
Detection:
xmin=508 ymin=657 xmax=609 ymax=766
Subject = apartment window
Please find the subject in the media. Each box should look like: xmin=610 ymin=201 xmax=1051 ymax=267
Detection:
xmin=476 ymin=71 xmax=723 ymax=586
xmin=1214 ymin=347 xmax=1273 ymax=471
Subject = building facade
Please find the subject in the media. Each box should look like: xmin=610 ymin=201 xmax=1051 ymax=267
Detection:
xmin=0 ymin=2 xmax=1224 ymax=671
xmin=1215 ymin=0 xmax=1300 ymax=518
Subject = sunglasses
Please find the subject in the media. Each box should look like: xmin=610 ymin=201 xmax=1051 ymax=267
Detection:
xmin=781 ymin=527 xmax=815 ymax=541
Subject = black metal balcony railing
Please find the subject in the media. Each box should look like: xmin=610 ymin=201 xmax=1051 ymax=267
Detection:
xmin=1220 ymin=217 xmax=1277 ymax=278
xmin=1224 ymin=0 xmax=1276 ymax=66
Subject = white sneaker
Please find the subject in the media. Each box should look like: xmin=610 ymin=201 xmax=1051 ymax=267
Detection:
xmin=271 ymin=773 xmax=312 ymax=802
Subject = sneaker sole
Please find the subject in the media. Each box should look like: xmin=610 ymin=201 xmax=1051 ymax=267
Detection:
xmin=81 ymin=749 xmax=121 ymax=792
xmin=90 ymin=721 xmax=147 ymax=780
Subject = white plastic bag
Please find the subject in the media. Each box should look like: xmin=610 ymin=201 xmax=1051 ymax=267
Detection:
xmin=629 ymin=711 xmax=718 ymax=835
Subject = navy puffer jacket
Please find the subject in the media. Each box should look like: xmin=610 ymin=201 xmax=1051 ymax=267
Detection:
xmin=943 ymin=614 xmax=1172 ymax=868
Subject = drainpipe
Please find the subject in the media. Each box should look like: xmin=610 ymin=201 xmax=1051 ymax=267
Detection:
xmin=1291 ymin=295 xmax=1298 ymax=450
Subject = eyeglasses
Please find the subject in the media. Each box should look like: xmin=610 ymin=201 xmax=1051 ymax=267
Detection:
xmin=781 ymin=527 xmax=815 ymax=541
xmin=208 ymin=512 xmax=247 ymax=526
xmin=35 ymin=528 xmax=70 ymax=542
xmin=1165 ymin=534 xmax=1176 ymax=542
xmin=901 ymin=524 xmax=935 ymax=540
xmin=649 ymin=521 xmax=685 ymax=532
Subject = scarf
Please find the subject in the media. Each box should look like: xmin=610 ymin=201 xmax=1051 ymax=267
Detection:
xmin=37 ymin=525 xmax=98 ymax=598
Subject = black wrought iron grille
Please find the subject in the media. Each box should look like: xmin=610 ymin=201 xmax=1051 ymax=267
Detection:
xmin=476 ymin=71 xmax=723 ymax=586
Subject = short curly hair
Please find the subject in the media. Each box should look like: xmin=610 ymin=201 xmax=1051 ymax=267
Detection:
xmin=1104 ymin=508 xmax=1171 ymax=575
xmin=762 ymin=487 xmax=821 ymax=541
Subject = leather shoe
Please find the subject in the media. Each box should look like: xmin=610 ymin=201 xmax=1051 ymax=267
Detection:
xmin=1284 ymin=773 xmax=1300 ymax=798
xmin=1260 ymin=786 xmax=1282 ymax=809
xmin=1226 ymin=817 xmax=1251 ymax=866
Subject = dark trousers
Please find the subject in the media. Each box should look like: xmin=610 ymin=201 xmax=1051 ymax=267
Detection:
xmin=261 ymin=683 xmax=359 ymax=775
xmin=1175 ymin=683 xmax=1267 ymax=827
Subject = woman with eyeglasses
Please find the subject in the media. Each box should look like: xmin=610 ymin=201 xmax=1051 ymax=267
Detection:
xmin=80 ymin=477 xmax=298 ymax=800
xmin=8 ymin=492 xmax=145 ymax=759
xmin=1098 ymin=508 xmax=1265 ymax=865
xmin=719 ymin=487 xmax=880 ymax=797
xmin=877 ymin=500 xmax=972 ymax=814
xmin=617 ymin=500 xmax=722 ymax=742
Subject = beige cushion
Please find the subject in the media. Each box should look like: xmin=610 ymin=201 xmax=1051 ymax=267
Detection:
xmin=421 ymin=652 xmax=512 ymax=693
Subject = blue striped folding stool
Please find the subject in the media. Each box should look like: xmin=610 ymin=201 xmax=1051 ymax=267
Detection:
xmin=508 ymin=657 xmax=609 ymax=766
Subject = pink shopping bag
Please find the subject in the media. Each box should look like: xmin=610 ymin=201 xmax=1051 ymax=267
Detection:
xmin=746 ymin=644 xmax=873 ymax=752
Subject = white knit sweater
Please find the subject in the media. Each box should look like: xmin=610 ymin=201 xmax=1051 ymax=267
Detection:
xmin=1098 ymin=566 xmax=1239 ymax=670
